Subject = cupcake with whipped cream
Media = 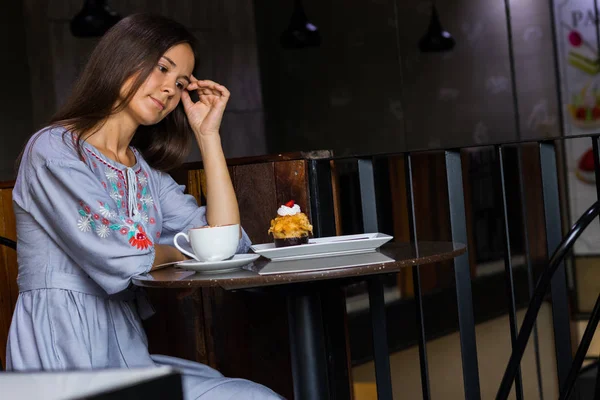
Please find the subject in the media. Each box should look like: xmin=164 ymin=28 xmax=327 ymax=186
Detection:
xmin=268 ymin=200 xmax=313 ymax=247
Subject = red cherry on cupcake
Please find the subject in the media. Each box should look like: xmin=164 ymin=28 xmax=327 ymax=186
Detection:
xmin=285 ymin=200 xmax=295 ymax=207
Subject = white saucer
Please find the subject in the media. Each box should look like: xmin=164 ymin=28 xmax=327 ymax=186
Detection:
xmin=175 ymin=253 xmax=260 ymax=273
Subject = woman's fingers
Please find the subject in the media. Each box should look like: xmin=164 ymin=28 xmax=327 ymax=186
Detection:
xmin=186 ymin=79 xmax=229 ymax=98
xmin=180 ymin=89 xmax=194 ymax=111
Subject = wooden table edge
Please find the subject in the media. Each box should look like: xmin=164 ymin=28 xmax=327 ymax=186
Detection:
xmin=133 ymin=242 xmax=466 ymax=291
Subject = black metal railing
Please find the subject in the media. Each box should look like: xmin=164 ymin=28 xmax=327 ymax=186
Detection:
xmin=404 ymin=153 xmax=432 ymax=399
xmin=497 ymin=200 xmax=600 ymax=399
xmin=0 ymin=236 xmax=16 ymax=250
xmin=305 ymin=134 xmax=600 ymax=399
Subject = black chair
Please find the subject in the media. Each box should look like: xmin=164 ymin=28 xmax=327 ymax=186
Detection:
xmin=0 ymin=236 xmax=16 ymax=250
xmin=497 ymin=201 xmax=600 ymax=400
xmin=0 ymin=235 xmax=15 ymax=372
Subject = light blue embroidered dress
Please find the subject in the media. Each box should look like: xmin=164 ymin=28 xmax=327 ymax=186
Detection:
xmin=7 ymin=127 xmax=282 ymax=399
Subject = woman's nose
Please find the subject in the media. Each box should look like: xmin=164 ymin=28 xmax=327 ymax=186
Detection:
xmin=162 ymin=80 xmax=176 ymax=94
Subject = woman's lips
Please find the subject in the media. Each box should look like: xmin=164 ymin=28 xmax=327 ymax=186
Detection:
xmin=150 ymin=96 xmax=165 ymax=110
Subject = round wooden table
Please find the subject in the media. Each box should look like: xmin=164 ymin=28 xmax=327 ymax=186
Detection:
xmin=133 ymin=241 xmax=466 ymax=399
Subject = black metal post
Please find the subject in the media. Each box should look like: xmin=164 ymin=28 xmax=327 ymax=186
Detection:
xmin=358 ymin=158 xmax=379 ymax=234
xmin=307 ymin=159 xmax=337 ymax=238
xmin=307 ymin=158 xmax=350 ymax=399
xmin=497 ymin=146 xmax=524 ymax=400
xmin=287 ymin=293 xmax=330 ymax=400
xmin=405 ymin=153 xmax=431 ymax=400
xmin=445 ymin=150 xmax=481 ymax=400
xmin=516 ymin=145 xmax=545 ymax=400
xmin=367 ymin=276 xmax=394 ymax=400
xmin=358 ymin=158 xmax=393 ymax=400
xmin=539 ymin=142 xmax=573 ymax=392
xmin=547 ymin=0 xmax=575 ymax=394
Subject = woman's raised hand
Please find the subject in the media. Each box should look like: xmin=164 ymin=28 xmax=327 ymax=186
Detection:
xmin=181 ymin=76 xmax=230 ymax=137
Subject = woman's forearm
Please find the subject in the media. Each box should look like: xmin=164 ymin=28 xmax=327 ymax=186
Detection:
xmin=152 ymin=244 xmax=186 ymax=270
xmin=196 ymin=133 xmax=240 ymax=227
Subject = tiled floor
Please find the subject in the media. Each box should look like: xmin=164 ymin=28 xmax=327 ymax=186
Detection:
xmin=353 ymin=303 xmax=558 ymax=399
xmin=574 ymin=257 xmax=600 ymax=312
xmin=572 ymin=257 xmax=600 ymax=368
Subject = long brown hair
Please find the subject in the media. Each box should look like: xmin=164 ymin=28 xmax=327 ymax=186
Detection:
xmin=49 ymin=13 xmax=198 ymax=171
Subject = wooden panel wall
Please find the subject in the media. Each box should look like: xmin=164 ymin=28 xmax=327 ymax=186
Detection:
xmin=520 ymin=145 xmax=549 ymax=270
xmin=144 ymin=158 xmax=316 ymax=399
xmin=0 ymin=183 xmax=17 ymax=369
xmin=385 ymin=153 xmax=456 ymax=295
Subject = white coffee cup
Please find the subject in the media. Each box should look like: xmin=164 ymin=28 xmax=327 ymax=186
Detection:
xmin=174 ymin=224 xmax=240 ymax=262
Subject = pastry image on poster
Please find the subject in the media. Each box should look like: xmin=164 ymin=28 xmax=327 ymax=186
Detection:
xmin=567 ymin=82 xmax=600 ymax=129
xmin=563 ymin=23 xmax=600 ymax=128
xmin=554 ymin=0 xmax=600 ymax=254
xmin=576 ymin=147 xmax=595 ymax=184
xmin=566 ymin=28 xmax=599 ymax=75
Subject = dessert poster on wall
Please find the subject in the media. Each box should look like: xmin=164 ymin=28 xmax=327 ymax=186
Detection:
xmin=554 ymin=0 xmax=600 ymax=254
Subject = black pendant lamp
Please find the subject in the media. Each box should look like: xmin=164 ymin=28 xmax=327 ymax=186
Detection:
xmin=70 ymin=0 xmax=121 ymax=38
xmin=418 ymin=3 xmax=455 ymax=52
xmin=281 ymin=0 xmax=321 ymax=49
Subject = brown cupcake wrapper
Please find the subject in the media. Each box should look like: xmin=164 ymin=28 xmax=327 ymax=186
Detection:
xmin=274 ymin=236 xmax=309 ymax=248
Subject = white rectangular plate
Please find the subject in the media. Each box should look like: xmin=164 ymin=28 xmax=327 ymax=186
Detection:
xmin=250 ymin=233 xmax=393 ymax=261
xmin=257 ymin=251 xmax=395 ymax=275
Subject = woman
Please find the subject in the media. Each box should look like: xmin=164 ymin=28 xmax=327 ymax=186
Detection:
xmin=7 ymin=13 xmax=283 ymax=399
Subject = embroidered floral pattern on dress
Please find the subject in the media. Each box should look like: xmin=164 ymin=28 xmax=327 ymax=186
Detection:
xmin=83 ymin=147 xmax=159 ymax=244
xmin=105 ymin=169 xmax=119 ymax=183
xmin=108 ymin=171 xmax=125 ymax=210
xmin=98 ymin=202 xmax=118 ymax=219
xmin=134 ymin=170 xmax=156 ymax=224
xmin=77 ymin=201 xmax=154 ymax=249
xmin=86 ymin=149 xmax=126 ymax=211
xmin=77 ymin=202 xmax=113 ymax=239
xmin=138 ymin=183 xmax=154 ymax=212
xmin=129 ymin=225 xmax=153 ymax=250
xmin=138 ymin=174 xmax=148 ymax=186
xmin=96 ymin=224 xmax=111 ymax=238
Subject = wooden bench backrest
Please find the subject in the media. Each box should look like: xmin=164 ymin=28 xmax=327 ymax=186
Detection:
xmin=0 ymin=182 xmax=17 ymax=370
